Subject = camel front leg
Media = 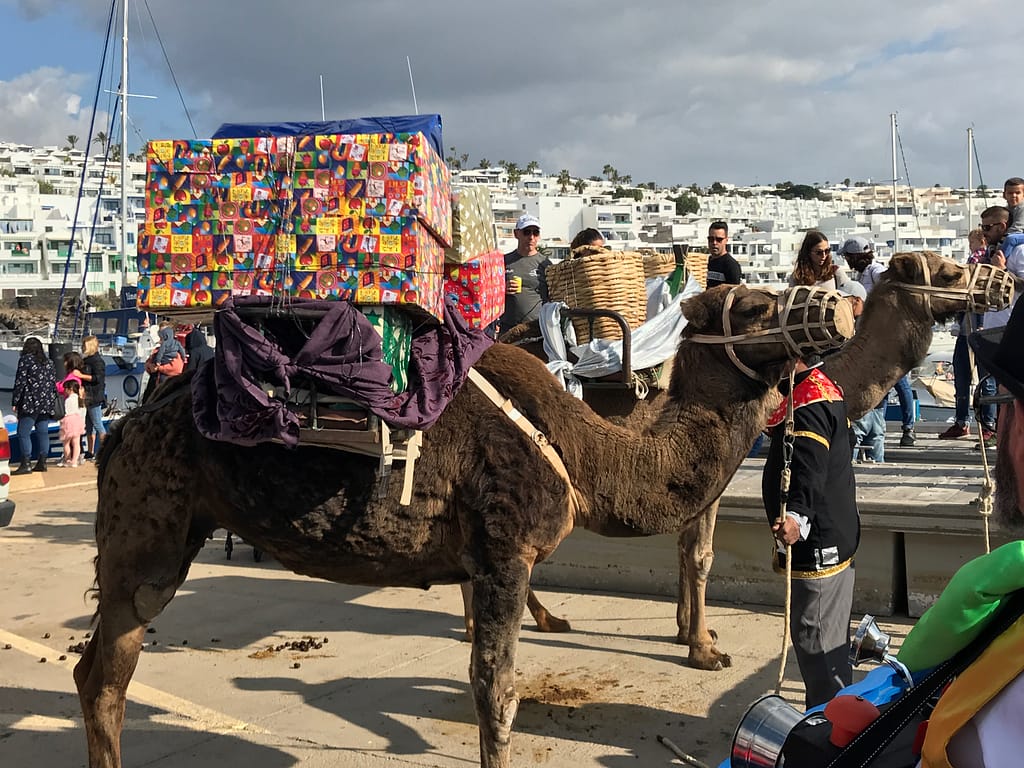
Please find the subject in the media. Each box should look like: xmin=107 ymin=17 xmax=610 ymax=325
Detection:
xmin=678 ymin=498 xmax=731 ymax=670
xmin=468 ymin=558 xmax=531 ymax=768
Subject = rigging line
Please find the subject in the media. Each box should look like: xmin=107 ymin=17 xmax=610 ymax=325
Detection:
xmin=970 ymin=131 xmax=991 ymax=203
xmin=70 ymin=97 xmax=120 ymax=339
xmin=73 ymin=145 xmax=115 ymax=337
xmin=144 ymin=0 xmax=198 ymax=138
xmin=54 ymin=0 xmax=117 ymax=339
xmin=894 ymin=119 xmax=924 ymax=238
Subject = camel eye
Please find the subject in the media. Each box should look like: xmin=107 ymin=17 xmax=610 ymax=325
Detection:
xmin=936 ymin=265 xmax=960 ymax=285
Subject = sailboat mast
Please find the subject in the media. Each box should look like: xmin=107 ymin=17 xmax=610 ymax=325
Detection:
xmin=120 ymin=0 xmax=129 ymax=289
xmin=967 ymin=127 xmax=974 ymax=250
xmin=890 ymin=113 xmax=898 ymax=253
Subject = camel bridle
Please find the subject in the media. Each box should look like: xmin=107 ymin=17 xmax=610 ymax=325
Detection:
xmin=889 ymin=253 xmax=1014 ymax=324
xmin=688 ymin=285 xmax=851 ymax=380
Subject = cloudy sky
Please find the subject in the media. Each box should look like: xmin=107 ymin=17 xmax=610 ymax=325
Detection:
xmin=0 ymin=0 xmax=1015 ymax=189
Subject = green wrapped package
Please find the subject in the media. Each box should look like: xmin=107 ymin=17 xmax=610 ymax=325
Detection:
xmin=445 ymin=185 xmax=496 ymax=264
xmin=358 ymin=306 xmax=413 ymax=394
xmin=897 ymin=540 xmax=1024 ymax=671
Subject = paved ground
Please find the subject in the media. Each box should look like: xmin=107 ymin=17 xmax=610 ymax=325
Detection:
xmin=0 ymin=462 xmax=923 ymax=768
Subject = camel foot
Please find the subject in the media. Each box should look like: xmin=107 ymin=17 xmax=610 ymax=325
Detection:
xmin=687 ymin=644 xmax=732 ymax=671
xmin=533 ymin=610 xmax=571 ymax=633
xmin=675 ymin=627 xmax=717 ymax=646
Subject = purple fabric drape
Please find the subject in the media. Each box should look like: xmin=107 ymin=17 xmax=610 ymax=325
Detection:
xmin=192 ymin=297 xmax=493 ymax=447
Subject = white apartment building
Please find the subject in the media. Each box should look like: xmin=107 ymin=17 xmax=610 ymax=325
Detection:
xmin=0 ymin=141 xmax=146 ymax=299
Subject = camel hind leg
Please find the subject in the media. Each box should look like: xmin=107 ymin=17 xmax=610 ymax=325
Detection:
xmin=467 ymin=557 xmax=531 ymax=768
xmin=460 ymin=584 xmax=571 ymax=643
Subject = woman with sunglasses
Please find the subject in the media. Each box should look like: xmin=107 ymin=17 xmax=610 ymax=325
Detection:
xmin=789 ymin=230 xmax=848 ymax=290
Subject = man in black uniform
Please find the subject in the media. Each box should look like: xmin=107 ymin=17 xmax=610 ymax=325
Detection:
xmin=706 ymin=220 xmax=743 ymax=288
xmin=762 ymin=355 xmax=860 ymax=708
xmin=499 ymin=213 xmax=550 ymax=331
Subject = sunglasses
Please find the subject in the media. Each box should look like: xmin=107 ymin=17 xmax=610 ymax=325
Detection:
xmin=811 ymin=248 xmax=831 ymax=257
xmin=980 ymin=223 xmax=1003 ymax=232
xmin=708 ymin=236 xmax=726 ymax=243
xmin=520 ymin=228 xmax=540 ymax=236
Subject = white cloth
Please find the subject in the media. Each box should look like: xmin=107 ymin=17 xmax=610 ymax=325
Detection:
xmin=945 ymin=671 xmax=1024 ymax=768
xmin=539 ymin=275 xmax=703 ymax=398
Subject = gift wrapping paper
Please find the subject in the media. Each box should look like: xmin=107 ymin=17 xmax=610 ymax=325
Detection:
xmin=443 ymin=249 xmax=505 ymax=329
xmin=445 ymin=185 xmax=496 ymax=264
xmin=139 ymin=132 xmax=450 ymax=320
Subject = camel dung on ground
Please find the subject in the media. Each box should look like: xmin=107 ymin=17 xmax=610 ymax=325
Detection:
xmin=75 ymin=284 xmax=848 ymax=768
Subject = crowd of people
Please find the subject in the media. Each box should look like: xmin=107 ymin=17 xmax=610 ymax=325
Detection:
xmin=9 ymin=323 xmax=212 ymax=474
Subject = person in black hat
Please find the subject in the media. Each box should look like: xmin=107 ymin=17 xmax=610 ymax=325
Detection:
xmin=969 ymin=299 xmax=1024 ymax=532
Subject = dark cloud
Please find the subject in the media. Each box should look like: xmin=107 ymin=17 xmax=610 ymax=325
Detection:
xmin=2 ymin=0 xmax=1018 ymax=186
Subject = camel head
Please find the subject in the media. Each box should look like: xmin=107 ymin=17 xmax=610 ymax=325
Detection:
xmin=680 ymin=284 xmax=853 ymax=387
xmin=879 ymin=251 xmax=1014 ymax=323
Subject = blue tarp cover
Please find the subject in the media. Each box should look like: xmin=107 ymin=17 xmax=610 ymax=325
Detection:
xmin=212 ymin=114 xmax=443 ymax=157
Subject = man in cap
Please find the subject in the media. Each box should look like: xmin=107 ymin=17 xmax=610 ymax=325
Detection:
xmin=970 ymin=299 xmax=1024 ymax=529
xmin=841 ymin=235 xmax=917 ymax=447
xmin=908 ymin=302 xmax=1024 ymax=762
xmin=841 ymin=236 xmax=884 ymax=294
xmin=499 ymin=213 xmax=550 ymax=332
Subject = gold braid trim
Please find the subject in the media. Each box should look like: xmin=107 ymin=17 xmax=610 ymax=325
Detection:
xmin=773 ymin=554 xmax=853 ymax=580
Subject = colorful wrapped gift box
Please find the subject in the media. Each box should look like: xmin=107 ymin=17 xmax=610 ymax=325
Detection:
xmin=140 ymin=130 xmax=449 ymax=320
xmin=446 ymin=185 xmax=496 ymax=264
xmin=137 ymin=272 xmax=233 ymax=309
xmin=358 ymin=306 xmax=412 ymax=394
xmin=289 ymin=132 xmax=451 ymax=245
xmin=443 ymin=249 xmax=505 ymax=329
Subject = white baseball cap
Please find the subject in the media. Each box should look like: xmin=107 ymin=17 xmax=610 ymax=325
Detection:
xmin=515 ymin=214 xmax=541 ymax=231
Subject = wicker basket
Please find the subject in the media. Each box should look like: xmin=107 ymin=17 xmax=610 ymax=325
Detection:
xmin=685 ymin=252 xmax=709 ymax=289
xmin=642 ymin=251 xmax=677 ymax=280
xmin=546 ymin=249 xmax=647 ymax=343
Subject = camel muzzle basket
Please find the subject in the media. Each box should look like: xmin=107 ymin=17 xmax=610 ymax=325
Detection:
xmin=546 ymin=248 xmax=647 ymax=344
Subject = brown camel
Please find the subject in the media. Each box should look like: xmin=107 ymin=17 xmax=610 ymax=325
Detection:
xmin=75 ymin=285 xmax=847 ymax=768
xmin=509 ymin=252 xmax=1015 ymax=661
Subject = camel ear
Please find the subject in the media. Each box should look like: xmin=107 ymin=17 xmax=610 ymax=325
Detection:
xmin=887 ymin=252 xmax=916 ymax=281
xmin=682 ymin=295 xmax=712 ymax=331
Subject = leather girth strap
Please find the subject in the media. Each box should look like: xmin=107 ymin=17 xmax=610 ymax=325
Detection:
xmin=466 ymin=367 xmax=585 ymax=519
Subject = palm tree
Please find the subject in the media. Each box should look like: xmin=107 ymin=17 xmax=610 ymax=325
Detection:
xmin=619 ymin=174 xmax=632 ymax=186
xmin=478 ymin=157 xmax=491 ymax=169
xmin=525 ymin=160 xmax=539 ymax=175
xmin=505 ymin=163 xmax=522 ymax=188
xmin=573 ymin=179 xmax=587 ymax=194
xmin=65 ymin=134 xmax=79 ymax=150
xmin=93 ymin=132 xmax=109 ymax=154
xmin=602 ymin=164 xmax=616 ymax=182
xmin=110 ymin=144 xmax=122 ymax=162
xmin=557 ymin=169 xmax=571 ymax=194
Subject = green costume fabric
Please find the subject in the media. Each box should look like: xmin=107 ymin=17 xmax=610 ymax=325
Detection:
xmin=897 ymin=540 xmax=1024 ymax=671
